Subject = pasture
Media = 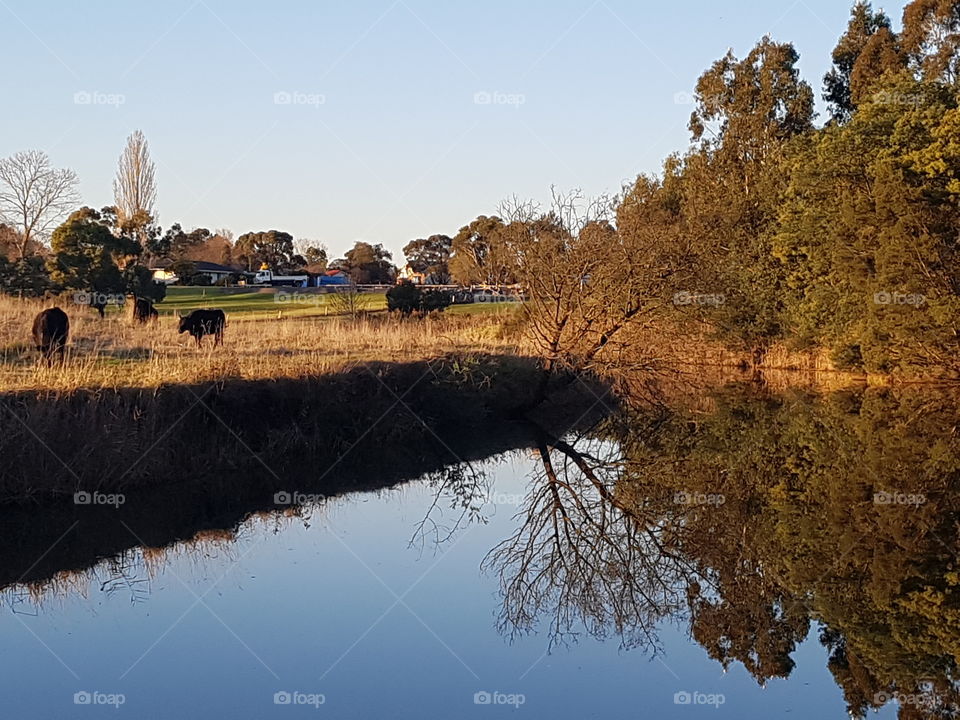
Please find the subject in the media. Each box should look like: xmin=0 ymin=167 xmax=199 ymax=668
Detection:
xmin=0 ymin=292 xmax=522 ymax=392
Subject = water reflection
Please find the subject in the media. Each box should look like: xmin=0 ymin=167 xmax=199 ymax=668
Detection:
xmin=480 ymin=386 xmax=960 ymax=719
xmin=3 ymin=383 xmax=960 ymax=718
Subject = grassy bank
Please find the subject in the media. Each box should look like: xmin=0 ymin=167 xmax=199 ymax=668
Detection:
xmin=0 ymin=353 xmax=607 ymax=502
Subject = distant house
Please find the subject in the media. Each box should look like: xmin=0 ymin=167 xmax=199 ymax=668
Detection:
xmin=399 ymin=264 xmax=428 ymax=285
xmin=152 ymin=266 xmax=178 ymax=285
xmin=151 ymin=260 xmax=243 ymax=286
xmin=193 ymin=261 xmax=239 ymax=284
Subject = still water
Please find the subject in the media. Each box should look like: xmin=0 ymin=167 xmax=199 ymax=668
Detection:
xmin=2 ymin=385 xmax=954 ymax=719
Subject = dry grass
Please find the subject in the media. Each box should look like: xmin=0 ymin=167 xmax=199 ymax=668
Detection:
xmin=0 ymin=295 xmax=519 ymax=391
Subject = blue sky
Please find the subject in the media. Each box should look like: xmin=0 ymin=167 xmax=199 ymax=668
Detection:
xmin=0 ymin=0 xmax=908 ymax=261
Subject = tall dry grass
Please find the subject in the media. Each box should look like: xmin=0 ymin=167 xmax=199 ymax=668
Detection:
xmin=0 ymin=295 xmax=519 ymax=391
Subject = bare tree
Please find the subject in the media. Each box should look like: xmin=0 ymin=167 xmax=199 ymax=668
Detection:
xmin=113 ymin=130 xmax=157 ymax=238
xmin=327 ymin=285 xmax=372 ymax=319
xmin=0 ymin=150 xmax=80 ymax=259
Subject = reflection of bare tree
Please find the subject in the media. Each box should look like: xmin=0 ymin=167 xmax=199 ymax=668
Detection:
xmin=410 ymin=461 xmax=492 ymax=553
xmin=482 ymin=428 xmax=692 ymax=651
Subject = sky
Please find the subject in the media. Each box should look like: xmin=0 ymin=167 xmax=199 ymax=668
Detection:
xmin=0 ymin=0 xmax=910 ymax=262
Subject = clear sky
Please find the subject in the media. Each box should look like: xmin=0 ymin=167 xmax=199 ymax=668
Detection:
xmin=0 ymin=0 xmax=908 ymax=261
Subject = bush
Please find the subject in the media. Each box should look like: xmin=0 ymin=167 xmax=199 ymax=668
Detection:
xmin=386 ymin=281 xmax=422 ymax=316
xmin=420 ymin=289 xmax=452 ymax=314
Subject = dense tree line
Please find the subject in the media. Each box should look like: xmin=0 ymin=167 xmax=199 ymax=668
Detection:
xmin=422 ymin=0 xmax=960 ymax=376
xmin=616 ymin=0 xmax=960 ymax=373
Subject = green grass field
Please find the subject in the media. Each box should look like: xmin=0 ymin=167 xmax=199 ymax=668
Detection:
xmin=155 ymin=286 xmax=519 ymax=318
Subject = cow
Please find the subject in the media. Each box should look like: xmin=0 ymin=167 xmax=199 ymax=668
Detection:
xmin=132 ymin=297 xmax=159 ymax=324
xmin=32 ymin=307 xmax=69 ymax=366
xmin=178 ymin=309 xmax=226 ymax=348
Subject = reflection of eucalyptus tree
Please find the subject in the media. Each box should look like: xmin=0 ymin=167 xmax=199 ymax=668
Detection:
xmin=482 ymin=428 xmax=693 ymax=651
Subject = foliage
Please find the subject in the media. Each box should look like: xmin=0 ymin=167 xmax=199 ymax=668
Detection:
xmin=0 ymin=255 xmax=52 ymax=296
xmin=47 ymin=207 xmax=164 ymax=303
xmin=335 ymin=241 xmax=394 ymax=284
xmin=386 ymin=280 xmax=421 ymax=316
xmin=234 ymin=230 xmax=305 ymax=273
xmin=449 ymin=216 xmax=517 ymax=286
xmin=148 ymin=224 xmax=210 ymax=263
xmin=301 ymin=244 xmax=328 ymax=268
xmin=403 ymin=234 xmax=452 ymax=283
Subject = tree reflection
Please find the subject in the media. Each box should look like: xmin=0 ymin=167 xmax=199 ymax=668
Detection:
xmin=482 ymin=427 xmax=691 ymax=651
xmin=484 ymin=386 xmax=960 ymax=719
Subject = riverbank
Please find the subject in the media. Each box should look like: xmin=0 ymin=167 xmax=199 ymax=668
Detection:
xmin=0 ymin=353 xmax=609 ymax=504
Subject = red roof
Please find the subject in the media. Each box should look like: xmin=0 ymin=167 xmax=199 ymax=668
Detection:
xmin=324 ymin=269 xmax=346 ymax=276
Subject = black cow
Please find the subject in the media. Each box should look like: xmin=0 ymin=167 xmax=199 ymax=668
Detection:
xmin=32 ymin=307 xmax=69 ymax=365
xmin=132 ymin=297 xmax=159 ymax=324
xmin=178 ymin=309 xmax=225 ymax=348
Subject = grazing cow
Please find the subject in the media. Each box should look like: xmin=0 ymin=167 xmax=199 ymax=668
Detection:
xmin=32 ymin=307 xmax=69 ymax=365
xmin=178 ymin=309 xmax=226 ymax=348
xmin=132 ymin=297 xmax=159 ymax=324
